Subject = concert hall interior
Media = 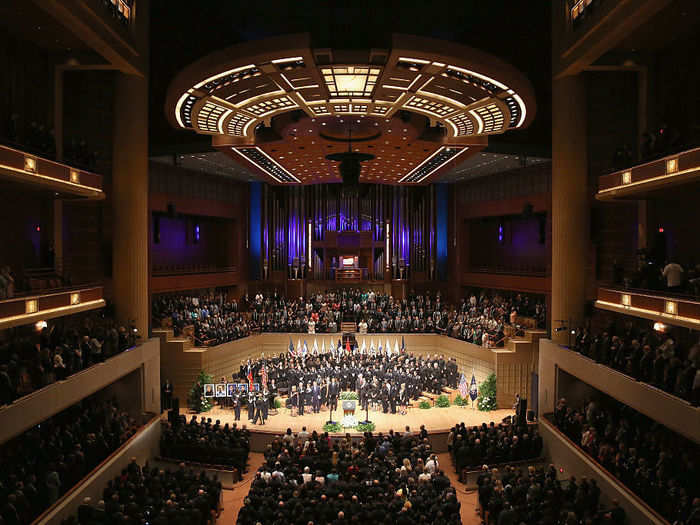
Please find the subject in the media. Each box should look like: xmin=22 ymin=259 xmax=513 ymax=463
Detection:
xmin=1 ymin=2 xmax=699 ymax=524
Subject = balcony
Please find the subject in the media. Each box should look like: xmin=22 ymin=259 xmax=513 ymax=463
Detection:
xmin=151 ymin=266 xmax=241 ymax=293
xmin=0 ymin=144 xmax=104 ymax=199
xmin=0 ymin=285 xmax=105 ymax=329
xmin=597 ymin=146 xmax=700 ymax=200
xmin=595 ymin=286 xmax=700 ymax=330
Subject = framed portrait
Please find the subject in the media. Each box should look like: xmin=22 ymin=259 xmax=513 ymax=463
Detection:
xmin=204 ymin=384 xmax=215 ymax=397
xmin=226 ymin=383 xmax=236 ymax=397
xmin=215 ymin=384 xmax=227 ymax=397
xmin=237 ymin=383 xmax=248 ymax=392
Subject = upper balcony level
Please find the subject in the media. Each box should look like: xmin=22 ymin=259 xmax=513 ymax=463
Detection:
xmin=0 ymin=144 xmax=104 ymax=200
xmin=595 ymin=286 xmax=700 ymax=331
xmin=0 ymin=284 xmax=105 ymax=330
xmin=597 ymin=146 xmax=700 ymax=201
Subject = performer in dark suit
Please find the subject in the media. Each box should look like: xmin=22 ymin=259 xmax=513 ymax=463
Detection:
xmin=261 ymin=390 xmax=269 ymax=423
xmin=253 ymin=394 xmax=264 ymax=425
xmin=311 ymin=381 xmax=321 ymax=413
xmin=298 ymin=382 xmax=305 ymax=416
xmin=247 ymin=390 xmax=255 ymax=420
xmin=329 ymin=377 xmax=339 ymax=412
xmin=321 ymin=379 xmax=329 ymax=409
xmin=233 ymin=392 xmax=241 ymax=421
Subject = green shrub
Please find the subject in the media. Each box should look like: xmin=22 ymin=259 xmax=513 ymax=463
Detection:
xmin=339 ymin=391 xmax=358 ymax=400
xmin=436 ymin=394 xmax=450 ymax=408
xmin=477 ymin=373 xmax=497 ymax=411
xmin=418 ymin=400 xmax=431 ymax=410
xmin=323 ymin=422 xmax=342 ymax=433
xmin=355 ymin=422 xmax=376 ymax=432
xmin=188 ymin=370 xmax=214 ymax=413
xmin=454 ymin=394 xmax=467 ymax=406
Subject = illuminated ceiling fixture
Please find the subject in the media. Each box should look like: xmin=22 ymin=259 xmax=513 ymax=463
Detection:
xmin=321 ymin=66 xmax=381 ymax=97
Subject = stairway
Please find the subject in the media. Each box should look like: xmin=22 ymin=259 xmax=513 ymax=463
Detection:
xmin=341 ymin=321 xmax=357 ymax=333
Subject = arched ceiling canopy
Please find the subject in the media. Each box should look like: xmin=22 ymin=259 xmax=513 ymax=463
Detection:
xmin=165 ymin=34 xmax=536 ymax=185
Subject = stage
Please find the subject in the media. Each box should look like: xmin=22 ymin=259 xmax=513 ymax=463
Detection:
xmin=177 ymin=404 xmax=515 ymax=437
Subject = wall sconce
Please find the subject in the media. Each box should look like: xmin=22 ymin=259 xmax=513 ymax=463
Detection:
xmin=664 ymin=300 xmax=677 ymax=315
xmin=70 ymin=293 xmax=81 ymax=305
xmin=621 ymin=294 xmax=631 ymax=307
xmin=24 ymin=156 xmax=37 ymax=173
xmin=621 ymin=171 xmax=631 ymax=184
xmin=666 ymin=158 xmax=678 ymax=174
xmin=70 ymin=170 xmax=80 ymax=184
xmin=25 ymin=299 xmax=38 ymax=314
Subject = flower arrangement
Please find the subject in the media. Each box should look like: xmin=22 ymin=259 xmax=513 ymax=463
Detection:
xmin=477 ymin=373 xmax=497 ymax=411
xmin=188 ymin=370 xmax=214 ymax=413
xmin=355 ymin=421 xmax=376 ymax=432
xmin=418 ymin=400 xmax=431 ymax=410
xmin=435 ymin=394 xmax=450 ymax=408
xmin=339 ymin=391 xmax=359 ymax=400
xmin=323 ymin=422 xmax=342 ymax=433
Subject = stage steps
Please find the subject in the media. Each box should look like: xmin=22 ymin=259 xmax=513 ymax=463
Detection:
xmin=341 ymin=321 xmax=357 ymax=332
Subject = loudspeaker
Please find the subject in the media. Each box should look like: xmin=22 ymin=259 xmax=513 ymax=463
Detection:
xmin=527 ymin=409 xmax=535 ymax=422
xmin=167 ymin=203 xmax=176 ymax=217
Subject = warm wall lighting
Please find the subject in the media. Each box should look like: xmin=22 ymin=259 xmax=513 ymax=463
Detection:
xmin=621 ymin=171 xmax=631 ymax=184
xmin=35 ymin=320 xmax=47 ymax=331
xmin=25 ymin=299 xmax=38 ymax=314
xmin=24 ymin=156 xmax=37 ymax=173
xmin=665 ymin=300 xmax=678 ymax=315
xmin=70 ymin=293 xmax=81 ymax=305
xmin=653 ymin=322 xmax=668 ymax=333
xmin=666 ymin=158 xmax=678 ymax=174
xmin=70 ymin=170 xmax=80 ymax=184
xmin=621 ymin=294 xmax=631 ymax=307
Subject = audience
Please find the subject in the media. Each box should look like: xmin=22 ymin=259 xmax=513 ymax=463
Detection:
xmin=450 ymin=421 xmax=543 ymax=474
xmin=572 ymin=325 xmax=699 ymax=405
xmin=237 ymin=427 xmax=461 ymax=525
xmin=476 ymin=463 xmax=627 ymax=524
xmin=161 ymin=416 xmax=250 ymax=473
xmin=553 ymin=396 xmax=699 ymax=523
xmin=62 ymin=460 xmax=222 ymax=525
xmin=154 ymin=288 xmax=546 ymax=349
xmin=0 ymin=398 xmax=139 ymax=523
xmin=152 ymin=292 xmax=250 ymax=346
xmin=0 ymin=312 xmax=133 ymax=406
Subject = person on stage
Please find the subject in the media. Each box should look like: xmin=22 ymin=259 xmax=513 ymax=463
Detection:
xmin=389 ymin=381 xmax=397 ymax=414
xmin=382 ymin=382 xmax=390 ymax=414
xmin=329 ymin=377 xmax=339 ymax=412
xmin=262 ymin=389 xmax=269 ymax=422
xmin=357 ymin=373 xmax=366 ymax=409
xmin=321 ymin=378 xmax=329 ymax=409
xmin=399 ymin=383 xmax=408 ymax=415
xmin=233 ymin=391 xmax=241 ymax=421
xmin=298 ymin=382 xmax=305 ymax=416
xmin=311 ymin=380 xmax=321 ymax=413
xmin=268 ymin=379 xmax=277 ymax=409
xmin=247 ymin=389 xmax=255 ymax=420
xmin=290 ymin=387 xmax=298 ymax=417
xmin=253 ymin=393 xmax=265 ymax=425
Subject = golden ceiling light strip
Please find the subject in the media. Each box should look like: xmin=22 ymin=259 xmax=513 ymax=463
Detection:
xmin=271 ymin=56 xmax=304 ymax=64
xmin=0 ymin=162 xmax=103 ymax=193
xmin=193 ymin=64 xmax=256 ymax=90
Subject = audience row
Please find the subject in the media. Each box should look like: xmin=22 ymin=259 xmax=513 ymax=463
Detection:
xmin=237 ymin=426 xmax=461 ymax=525
xmin=0 ymin=312 xmax=134 ymax=406
xmin=0 ymin=398 xmax=140 ymax=524
xmin=62 ymin=460 xmax=222 ymax=525
xmin=160 ymin=416 xmax=250 ymax=473
xmin=553 ymin=396 xmax=699 ymax=523
xmin=572 ymin=325 xmax=700 ymax=405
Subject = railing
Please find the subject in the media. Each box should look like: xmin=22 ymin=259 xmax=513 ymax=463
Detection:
xmin=152 ymin=264 xmax=238 ymax=276
xmin=468 ymin=265 xmax=548 ymax=277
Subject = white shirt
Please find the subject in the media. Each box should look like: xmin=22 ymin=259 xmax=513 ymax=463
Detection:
xmin=662 ymin=263 xmax=683 ymax=287
xmin=426 ymin=458 xmax=438 ymax=473
xmin=302 ymin=472 xmax=313 ymax=484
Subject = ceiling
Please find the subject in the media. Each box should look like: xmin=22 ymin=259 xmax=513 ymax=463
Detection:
xmin=150 ymin=152 xmax=259 ymax=183
xmin=165 ymin=33 xmax=536 ymax=185
xmin=437 ymin=152 xmax=551 ymax=183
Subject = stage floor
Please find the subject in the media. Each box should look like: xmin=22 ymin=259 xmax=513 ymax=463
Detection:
xmin=178 ymin=405 xmax=515 ymax=435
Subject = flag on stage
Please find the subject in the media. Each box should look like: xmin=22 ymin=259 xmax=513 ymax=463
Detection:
xmin=386 ymin=339 xmax=391 ymax=356
xmin=288 ymin=337 xmax=294 ymax=356
xmin=303 ymin=340 xmax=308 ymax=356
xmin=394 ymin=339 xmax=399 ymax=355
xmin=458 ymin=373 xmax=468 ymax=398
xmin=321 ymin=339 xmax=326 ymax=354
xmin=261 ymin=365 xmax=268 ymax=389
xmin=345 ymin=339 xmax=351 ymax=353
xmin=370 ymin=339 xmax=375 ymax=355
xmin=247 ymin=368 xmax=254 ymax=391
xmin=401 ymin=336 xmax=406 ymax=353
xmin=469 ymin=374 xmax=478 ymax=401
xmin=378 ymin=340 xmax=382 ymax=355
xmin=296 ymin=339 xmax=301 ymax=356
xmin=312 ymin=338 xmax=318 ymax=355
xmin=361 ymin=339 xmax=366 ymax=354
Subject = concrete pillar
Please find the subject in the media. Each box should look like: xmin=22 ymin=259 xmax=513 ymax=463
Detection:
xmin=551 ymin=75 xmax=589 ymax=344
xmin=112 ymin=72 xmax=149 ymax=338
xmin=53 ymin=199 xmax=63 ymax=277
